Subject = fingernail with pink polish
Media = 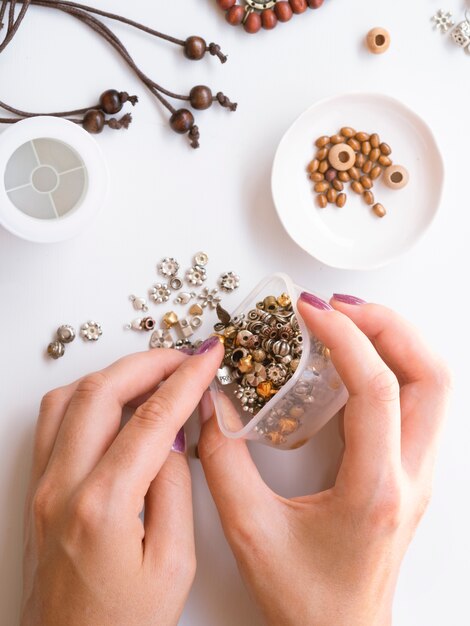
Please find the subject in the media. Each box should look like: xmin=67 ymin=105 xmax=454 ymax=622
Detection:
xmin=194 ymin=336 xmax=220 ymax=355
xmin=171 ymin=427 xmax=186 ymax=454
xmin=333 ymin=293 xmax=366 ymax=305
xmin=300 ymin=292 xmax=333 ymax=311
xmin=199 ymin=390 xmax=214 ymax=425
xmin=179 ymin=347 xmax=194 ymax=355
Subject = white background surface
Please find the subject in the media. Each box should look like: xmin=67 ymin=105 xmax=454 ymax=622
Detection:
xmin=0 ymin=1 xmax=468 ymax=624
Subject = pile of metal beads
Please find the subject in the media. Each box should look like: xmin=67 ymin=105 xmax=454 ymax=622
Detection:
xmin=214 ymin=292 xmax=303 ymax=416
xmin=307 ymin=127 xmax=409 ymax=218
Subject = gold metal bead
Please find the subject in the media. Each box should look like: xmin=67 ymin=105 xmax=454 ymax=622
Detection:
xmin=289 ymin=406 xmax=305 ymax=419
xmin=277 ymin=292 xmax=291 ymax=307
xmin=278 ymin=417 xmax=300 ymax=435
xmin=211 ymin=333 xmax=226 ymax=345
xmin=189 ymin=303 xmax=203 ymax=316
xmin=162 ymin=311 xmax=179 ymax=328
xmin=252 ymin=349 xmax=266 ymax=363
xmin=266 ymin=431 xmax=286 ymax=446
xmin=238 ymin=355 xmax=254 ymax=373
xmin=224 ymin=325 xmax=237 ymax=339
xmin=256 ymin=381 xmax=276 ymax=399
xmin=263 ymin=295 xmax=278 ymax=312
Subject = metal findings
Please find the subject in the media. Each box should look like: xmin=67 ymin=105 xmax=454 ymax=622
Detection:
xmin=158 ymin=257 xmax=180 ymax=277
xmin=198 ymin=287 xmax=222 ymax=309
xmin=174 ymin=291 xmax=196 ymax=305
xmin=432 ymin=9 xmax=470 ymax=54
xmin=432 ymin=9 xmax=454 ymax=33
xmin=80 ymin=321 xmax=103 ymax=341
xmin=125 ymin=317 xmax=156 ymax=331
xmin=149 ymin=283 xmax=171 ymax=304
xmin=219 ymin=271 xmax=240 ymax=292
xmin=149 ymin=329 xmax=174 ymax=349
xmin=194 ymin=251 xmax=209 ymax=266
xmin=170 ymin=277 xmax=183 ymax=291
xmin=57 ymin=325 xmax=76 ymax=344
xmin=186 ymin=265 xmax=207 ymax=286
xmin=129 ymin=295 xmax=149 ymax=311
xmin=47 ymin=339 xmax=65 ymax=360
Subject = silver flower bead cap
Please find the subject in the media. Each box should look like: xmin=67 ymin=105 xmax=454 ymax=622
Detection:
xmin=220 ymin=272 xmax=240 ymax=292
xmin=80 ymin=321 xmax=102 ymax=341
xmin=57 ymin=324 xmax=75 ymax=344
xmin=186 ymin=265 xmax=207 ymax=286
xmin=158 ymin=257 xmax=180 ymax=277
xmin=149 ymin=283 xmax=171 ymax=304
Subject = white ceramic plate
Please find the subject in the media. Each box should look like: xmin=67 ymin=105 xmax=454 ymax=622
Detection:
xmin=271 ymin=93 xmax=444 ymax=270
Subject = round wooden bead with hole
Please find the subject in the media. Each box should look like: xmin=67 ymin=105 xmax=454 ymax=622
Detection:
xmin=366 ymin=28 xmax=391 ymax=54
xmin=328 ymin=144 xmax=356 ymax=172
xmin=383 ymin=165 xmax=409 ymax=190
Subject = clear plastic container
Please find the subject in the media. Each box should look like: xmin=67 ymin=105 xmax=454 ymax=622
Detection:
xmin=210 ymin=273 xmax=348 ymax=450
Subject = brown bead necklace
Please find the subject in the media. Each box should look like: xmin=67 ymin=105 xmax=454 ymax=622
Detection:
xmin=0 ymin=1 xmax=237 ymax=148
xmin=217 ymin=0 xmax=326 ymax=34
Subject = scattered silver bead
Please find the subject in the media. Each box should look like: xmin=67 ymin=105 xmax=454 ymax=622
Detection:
xmin=174 ymin=291 xmax=196 ymax=305
xmin=194 ymin=251 xmax=209 ymax=266
xmin=158 ymin=257 xmax=180 ymax=277
xmin=56 ymin=325 xmax=75 ymax=344
xmin=198 ymin=286 xmax=222 ymax=309
xmin=47 ymin=339 xmax=65 ymax=359
xmin=219 ymin=271 xmax=240 ymax=292
xmin=149 ymin=329 xmax=174 ymax=349
xmin=176 ymin=318 xmax=195 ymax=339
xmin=169 ymin=277 xmax=183 ymax=291
xmin=129 ymin=295 xmax=149 ymax=312
xmin=80 ymin=321 xmax=102 ymax=341
xmin=149 ymin=283 xmax=171 ymax=304
xmin=186 ymin=265 xmax=207 ymax=286
xmin=190 ymin=315 xmax=203 ymax=329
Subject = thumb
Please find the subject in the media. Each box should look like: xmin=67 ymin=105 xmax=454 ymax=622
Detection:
xmin=197 ymin=391 xmax=274 ymax=536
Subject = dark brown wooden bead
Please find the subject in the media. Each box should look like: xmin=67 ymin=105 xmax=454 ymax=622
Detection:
xmin=289 ymin=0 xmax=307 ymax=13
xmin=217 ymin=0 xmax=236 ymax=9
xmin=184 ymin=36 xmax=206 ymax=61
xmin=275 ymin=1 xmax=293 ymax=21
xmin=99 ymin=89 xmax=122 ymax=114
xmin=83 ymin=109 xmax=105 ymax=134
xmin=262 ymin=8 xmax=278 ymax=29
xmin=226 ymin=5 xmax=245 ymax=25
xmin=169 ymin=109 xmax=194 ymax=134
xmin=244 ymin=12 xmax=262 ymax=33
xmin=189 ymin=85 xmax=213 ymax=110
xmin=307 ymin=0 xmax=324 ymax=7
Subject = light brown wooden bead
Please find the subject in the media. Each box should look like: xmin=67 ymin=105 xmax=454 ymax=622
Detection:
xmin=369 ymin=148 xmax=381 ymax=162
xmin=327 ymin=188 xmax=337 ymax=203
xmin=366 ymin=28 xmax=391 ymax=54
xmin=338 ymin=171 xmax=351 ymax=182
xmin=316 ymin=147 xmax=329 ymax=161
xmin=336 ymin=193 xmax=347 ymax=208
xmin=355 ymin=153 xmax=366 ymax=169
xmin=360 ymin=175 xmax=373 ymax=189
xmin=351 ymin=181 xmax=364 ymax=194
xmin=370 ymin=133 xmax=380 ymax=148
xmin=370 ymin=165 xmax=382 ymax=180
xmin=315 ymin=135 xmax=330 ymax=148
xmin=362 ymin=141 xmax=372 ymax=156
xmin=332 ymin=179 xmax=344 ymax=191
xmin=341 ymin=127 xmax=356 ymax=138
xmin=314 ymin=181 xmax=329 ymax=193
xmin=347 ymin=138 xmax=361 ymax=151
xmin=379 ymin=155 xmax=392 ymax=167
xmin=383 ymin=164 xmax=409 ymax=190
xmin=372 ymin=203 xmax=387 ymax=217
xmin=355 ymin=131 xmax=370 ymax=142
xmin=362 ymin=160 xmax=373 ymax=174
xmin=310 ymin=172 xmax=324 ymax=182
xmin=348 ymin=166 xmax=360 ymax=181
xmin=380 ymin=142 xmax=392 ymax=156
xmin=317 ymin=194 xmax=328 ymax=208
xmin=307 ymin=158 xmax=320 ymax=173
xmin=328 ymin=143 xmax=356 ymax=171
xmin=330 ymin=134 xmax=344 ymax=144
xmin=318 ymin=160 xmax=329 ymax=174
xmin=363 ymin=190 xmax=375 ymax=205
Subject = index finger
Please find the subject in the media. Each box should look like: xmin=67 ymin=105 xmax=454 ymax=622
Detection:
xmin=90 ymin=337 xmax=224 ymax=509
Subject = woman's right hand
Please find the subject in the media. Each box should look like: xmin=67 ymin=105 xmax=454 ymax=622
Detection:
xmin=198 ymin=295 xmax=452 ymax=626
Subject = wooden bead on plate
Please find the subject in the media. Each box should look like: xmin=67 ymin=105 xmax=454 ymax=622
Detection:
xmin=310 ymin=172 xmax=324 ymax=182
xmin=190 ymin=85 xmax=213 ymax=110
xmin=370 ymin=133 xmax=380 ymax=148
xmin=362 ymin=141 xmax=372 ymax=156
xmin=363 ymin=190 xmax=375 ymax=205
xmin=348 ymin=166 xmax=360 ymax=180
xmin=366 ymin=28 xmax=391 ymax=54
xmin=362 ymin=160 xmax=373 ymax=174
xmin=316 ymin=147 xmax=329 ymax=161
xmin=328 ymin=143 xmax=356 ymax=171
xmin=317 ymin=194 xmax=328 ymax=208
xmin=338 ymin=171 xmax=351 ymax=182
xmin=347 ymin=137 xmax=361 ymax=151
xmin=244 ymin=12 xmax=262 ymax=33
xmin=341 ymin=126 xmax=356 ymax=138
xmin=83 ymin=109 xmax=105 ymax=133
xmin=355 ymin=153 xmax=366 ymax=169
xmin=332 ymin=179 xmax=344 ymax=191
xmin=262 ymin=9 xmax=278 ymax=29
xmin=308 ymin=0 xmax=324 ymax=7
xmin=226 ymin=5 xmax=245 ymax=24
xmin=330 ymin=134 xmax=344 ymax=144
xmin=370 ymin=165 xmax=382 ymax=180
xmin=307 ymin=158 xmax=319 ymax=173
xmin=289 ymin=0 xmax=307 ymax=13
xmin=314 ymin=181 xmax=329 ymax=193
xmin=373 ymin=203 xmax=387 ymax=218
xmin=217 ymin=0 xmax=236 ymax=8
xmin=383 ymin=164 xmax=409 ymax=190
xmin=315 ymin=135 xmax=330 ymax=148
xmin=327 ymin=188 xmax=337 ymax=204
xmin=275 ymin=1 xmax=293 ymax=21
xmin=184 ymin=36 xmax=207 ymax=60
xmin=360 ymin=175 xmax=373 ymax=189
xmin=325 ymin=168 xmax=337 ymax=183
xmin=369 ymin=147 xmax=381 ymax=162
xmin=379 ymin=155 xmax=392 ymax=167
xmin=318 ymin=160 xmax=329 ymax=174
xmin=380 ymin=142 xmax=392 ymax=156
xmin=355 ymin=131 xmax=370 ymax=142
xmin=351 ymin=181 xmax=364 ymax=194
xmin=170 ymin=109 xmax=194 ymax=133
xmin=336 ymin=193 xmax=347 ymax=208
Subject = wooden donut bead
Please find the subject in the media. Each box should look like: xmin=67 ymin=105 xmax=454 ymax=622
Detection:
xmin=244 ymin=11 xmax=262 ymax=33
xmin=328 ymin=144 xmax=356 ymax=172
xmin=262 ymin=9 xmax=278 ymax=29
xmin=275 ymin=1 xmax=293 ymax=21
xmin=226 ymin=5 xmax=245 ymax=25
xmin=289 ymin=0 xmax=307 ymax=13
xmin=383 ymin=165 xmax=409 ymax=190
xmin=366 ymin=28 xmax=391 ymax=54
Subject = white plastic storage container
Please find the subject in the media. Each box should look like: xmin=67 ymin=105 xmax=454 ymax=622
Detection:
xmin=210 ymin=273 xmax=348 ymax=450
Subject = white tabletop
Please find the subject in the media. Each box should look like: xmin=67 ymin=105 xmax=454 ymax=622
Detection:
xmin=0 ymin=1 xmax=468 ymax=624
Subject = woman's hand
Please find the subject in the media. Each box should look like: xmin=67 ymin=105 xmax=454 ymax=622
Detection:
xmin=198 ymin=295 xmax=452 ymax=626
xmin=22 ymin=337 xmax=223 ymax=626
